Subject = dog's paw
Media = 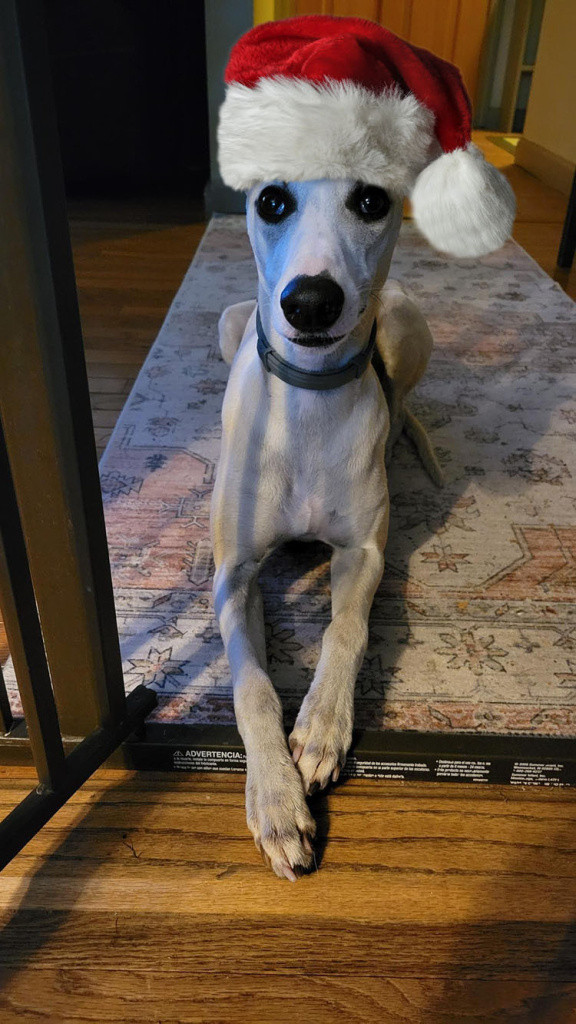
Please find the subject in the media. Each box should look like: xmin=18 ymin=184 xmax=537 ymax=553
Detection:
xmin=289 ymin=694 xmax=352 ymax=794
xmin=246 ymin=754 xmax=316 ymax=881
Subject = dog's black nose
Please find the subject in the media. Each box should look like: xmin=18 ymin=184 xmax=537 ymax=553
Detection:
xmin=280 ymin=275 xmax=344 ymax=333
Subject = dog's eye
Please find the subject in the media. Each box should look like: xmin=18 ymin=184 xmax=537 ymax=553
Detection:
xmin=256 ymin=185 xmax=294 ymax=223
xmin=348 ymin=184 xmax=391 ymax=221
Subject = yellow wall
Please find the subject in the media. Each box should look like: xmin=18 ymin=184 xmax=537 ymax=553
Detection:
xmin=254 ymin=0 xmax=294 ymax=23
xmin=522 ymin=0 xmax=576 ymax=164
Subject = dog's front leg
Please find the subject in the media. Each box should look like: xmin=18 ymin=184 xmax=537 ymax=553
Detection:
xmin=213 ymin=559 xmax=315 ymax=879
xmin=289 ymin=542 xmax=385 ymax=793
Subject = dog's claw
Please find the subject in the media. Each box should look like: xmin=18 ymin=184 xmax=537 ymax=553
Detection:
xmin=291 ymin=744 xmax=303 ymax=764
xmin=282 ymin=864 xmax=298 ymax=882
xmin=291 ymin=739 xmax=349 ymax=795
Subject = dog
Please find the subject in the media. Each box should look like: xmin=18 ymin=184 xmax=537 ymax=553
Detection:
xmin=210 ymin=177 xmax=441 ymax=880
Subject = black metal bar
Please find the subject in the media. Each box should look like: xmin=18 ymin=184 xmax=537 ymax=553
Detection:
xmin=0 ymin=0 xmax=126 ymax=737
xmin=558 ymin=168 xmax=576 ymax=270
xmin=0 ymin=685 xmax=157 ymax=871
xmin=0 ymin=419 xmax=67 ymax=787
xmin=0 ymin=664 xmax=13 ymax=737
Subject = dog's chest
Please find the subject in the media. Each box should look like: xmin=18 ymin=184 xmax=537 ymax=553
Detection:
xmin=281 ymin=460 xmax=383 ymax=545
xmin=263 ymin=392 xmax=387 ymax=544
xmin=286 ymin=484 xmax=334 ymax=540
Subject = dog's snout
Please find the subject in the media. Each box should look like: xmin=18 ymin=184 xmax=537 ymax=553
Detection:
xmin=280 ymin=275 xmax=344 ymax=333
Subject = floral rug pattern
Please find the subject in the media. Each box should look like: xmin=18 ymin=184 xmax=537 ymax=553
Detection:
xmin=7 ymin=216 xmax=576 ymax=736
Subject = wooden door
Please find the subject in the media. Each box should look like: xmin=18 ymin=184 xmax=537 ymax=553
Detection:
xmin=256 ymin=0 xmax=493 ymax=105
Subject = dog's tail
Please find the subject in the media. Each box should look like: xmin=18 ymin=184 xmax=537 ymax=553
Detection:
xmin=403 ymin=408 xmax=444 ymax=488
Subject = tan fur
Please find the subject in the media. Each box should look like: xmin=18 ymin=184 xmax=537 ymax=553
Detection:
xmin=218 ymin=299 xmax=257 ymax=365
xmin=375 ymin=281 xmax=444 ymax=486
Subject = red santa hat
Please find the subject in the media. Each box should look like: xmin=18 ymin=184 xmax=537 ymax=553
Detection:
xmin=218 ymin=15 xmax=515 ymax=258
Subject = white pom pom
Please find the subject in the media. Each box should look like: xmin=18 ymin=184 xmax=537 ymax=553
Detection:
xmin=411 ymin=143 xmax=516 ymax=258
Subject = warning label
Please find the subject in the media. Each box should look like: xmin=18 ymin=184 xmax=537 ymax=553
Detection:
xmin=343 ymin=757 xmax=433 ymax=780
xmin=510 ymin=762 xmax=568 ymax=787
xmin=173 ymin=748 xmax=247 ymax=772
xmin=164 ymin=748 xmax=576 ymax=787
xmin=436 ymin=759 xmax=491 ymax=783
xmin=343 ymin=757 xmax=491 ymax=782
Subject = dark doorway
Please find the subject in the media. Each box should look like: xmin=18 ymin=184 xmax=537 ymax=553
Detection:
xmin=44 ymin=0 xmax=209 ymax=220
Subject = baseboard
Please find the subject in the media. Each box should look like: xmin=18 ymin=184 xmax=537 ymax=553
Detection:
xmin=515 ymin=136 xmax=575 ymax=196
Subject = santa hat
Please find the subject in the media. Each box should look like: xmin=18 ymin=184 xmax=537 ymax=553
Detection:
xmin=218 ymin=15 xmax=515 ymax=258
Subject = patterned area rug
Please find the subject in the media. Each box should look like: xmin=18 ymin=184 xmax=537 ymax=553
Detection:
xmin=9 ymin=215 xmax=576 ymax=737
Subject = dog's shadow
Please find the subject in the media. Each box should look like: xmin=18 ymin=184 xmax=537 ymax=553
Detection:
xmin=306 ymin=786 xmax=331 ymax=871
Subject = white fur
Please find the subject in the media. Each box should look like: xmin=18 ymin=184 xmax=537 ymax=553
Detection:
xmin=411 ymin=143 xmax=516 ymax=258
xmin=218 ymin=77 xmax=435 ymax=196
xmin=211 ymin=179 xmax=441 ymax=880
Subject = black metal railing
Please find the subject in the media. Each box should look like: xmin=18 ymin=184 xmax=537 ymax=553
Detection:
xmin=0 ymin=0 xmax=156 ymax=870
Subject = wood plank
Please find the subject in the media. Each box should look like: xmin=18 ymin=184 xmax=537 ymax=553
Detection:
xmin=91 ymin=411 xmax=122 ymax=429
xmin=89 ymin=394 xmax=131 ymax=413
xmin=0 ymin=909 xmax=575 ymax=980
xmin=94 ymin=428 xmax=113 ymax=451
xmin=87 ymin=377 xmax=133 ymax=395
xmin=4 ymin=866 xmax=571 ymax=921
xmin=5 ymin=824 xmax=576 ymax=884
xmin=84 ymin=354 xmax=144 ymax=369
xmin=1 ymin=970 xmax=575 ymax=1023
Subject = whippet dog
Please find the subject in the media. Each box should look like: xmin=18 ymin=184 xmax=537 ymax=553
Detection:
xmin=210 ymin=179 xmax=440 ymax=880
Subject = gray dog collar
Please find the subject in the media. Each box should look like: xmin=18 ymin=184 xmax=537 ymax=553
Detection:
xmin=256 ymin=308 xmax=377 ymax=391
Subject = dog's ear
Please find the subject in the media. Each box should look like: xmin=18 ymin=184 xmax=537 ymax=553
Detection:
xmin=218 ymin=300 xmax=257 ymax=365
xmin=376 ymin=281 xmax=433 ymax=394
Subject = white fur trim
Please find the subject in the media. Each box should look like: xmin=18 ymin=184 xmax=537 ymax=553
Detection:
xmin=218 ymin=77 xmax=434 ymax=194
xmin=411 ymin=144 xmax=516 ymax=258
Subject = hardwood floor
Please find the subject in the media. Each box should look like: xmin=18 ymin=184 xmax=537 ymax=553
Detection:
xmin=75 ymin=220 xmax=206 ymax=460
xmin=475 ymin=131 xmax=576 ymax=299
xmin=2 ymin=766 xmax=576 ymax=1022
xmin=1 ymin=136 xmax=576 ymax=1021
